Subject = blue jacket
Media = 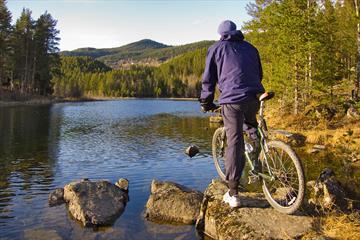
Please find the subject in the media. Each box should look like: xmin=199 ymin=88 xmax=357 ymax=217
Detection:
xmin=200 ymin=31 xmax=265 ymax=104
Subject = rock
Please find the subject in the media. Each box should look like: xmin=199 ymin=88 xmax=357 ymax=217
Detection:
xmin=63 ymin=179 xmax=129 ymax=226
xmin=115 ymin=178 xmax=129 ymax=192
xmin=144 ymin=179 xmax=203 ymax=224
xmin=185 ymin=145 xmax=199 ymax=158
xmin=307 ymin=168 xmax=348 ymax=212
xmin=196 ymin=179 xmax=314 ymax=240
xmin=310 ymin=148 xmax=320 ymax=154
xmin=271 ymin=129 xmax=306 ymax=146
xmin=315 ymin=104 xmax=337 ymax=120
xmin=309 ymin=145 xmax=326 ymax=154
xmin=24 ymin=228 xmax=62 ymax=240
xmin=48 ymin=188 xmax=65 ymax=206
xmin=347 ymin=105 xmax=360 ymax=119
xmin=313 ymin=144 xmax=326 ymax=150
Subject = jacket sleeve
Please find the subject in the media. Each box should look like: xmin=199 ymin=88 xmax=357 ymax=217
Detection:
xmin=200 ymin=48 xmax=218 ymax=103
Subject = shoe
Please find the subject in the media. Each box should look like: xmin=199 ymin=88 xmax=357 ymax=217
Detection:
xmin=223 ymin=191 xmax=241 ymax=208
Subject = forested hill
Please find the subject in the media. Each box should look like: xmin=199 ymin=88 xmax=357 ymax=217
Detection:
xmin=61 ymin=39 xmax=169 ymax=59
xmin=60 ymin=39 xmax=215 ymax=68
xmin=53 ymin=47 xmax=208 ymax=98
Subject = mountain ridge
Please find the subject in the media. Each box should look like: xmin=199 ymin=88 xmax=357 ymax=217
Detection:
xmin=60 ymin=39 xmax=215 ymax=68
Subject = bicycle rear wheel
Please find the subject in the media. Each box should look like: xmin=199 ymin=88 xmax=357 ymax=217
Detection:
xmin=261 ymin=140 xmax=305 ymax=214
xmin=212 ymin=127 xmax=226 ymax=181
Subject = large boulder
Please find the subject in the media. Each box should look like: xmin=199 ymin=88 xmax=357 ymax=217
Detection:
xmin=62 ymin=178 xmax=129 ymax=226
xmin=144 ymin=180 xmax=203 ymax=224
xmin=196 ymin=179 xmax=314 ymax=240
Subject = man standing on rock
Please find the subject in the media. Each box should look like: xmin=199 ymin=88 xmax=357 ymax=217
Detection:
xmin=199 ymin=20 xmax=265 ymax=208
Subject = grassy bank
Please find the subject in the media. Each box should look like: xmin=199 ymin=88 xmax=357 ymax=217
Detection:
xmin=0 ymin=89 xmax=97 ymax=107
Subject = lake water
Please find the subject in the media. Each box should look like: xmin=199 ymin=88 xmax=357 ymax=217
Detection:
xmin=0 ymin=100 xmax=221 ymax=240
xmin=0 ymin=100 xmax=359 ymax=240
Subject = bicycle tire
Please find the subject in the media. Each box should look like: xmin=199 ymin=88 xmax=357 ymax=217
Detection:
xmin=212 ymin=127 xmax=226 ymax=181
xmin=261 ymin=140 xmax=305 ymax=214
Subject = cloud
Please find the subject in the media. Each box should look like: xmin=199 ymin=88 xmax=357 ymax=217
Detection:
xmin=192 ymin=19 xmax=204 ymax=25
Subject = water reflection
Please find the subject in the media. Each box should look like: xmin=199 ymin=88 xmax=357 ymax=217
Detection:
xmin=0 ymin=105 xmax=57 ymax=234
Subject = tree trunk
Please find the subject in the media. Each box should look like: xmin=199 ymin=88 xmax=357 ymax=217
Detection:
xmin=308 ymin=53 xmax=312 ymax=98
xmin=355 ymin=0 xmax=360 ymax=99
xmin=294 ymin=62 xmax=299 ymax=115
xmin=31 ymin=53 xmax=36 ymax=93
xmin=10 ymin=71 xmax=14 ymax=91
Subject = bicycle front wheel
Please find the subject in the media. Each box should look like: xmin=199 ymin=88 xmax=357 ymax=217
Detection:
xmin=212 ymin=127 xmax=226 ymax=181
xmin=261 ymin=140 xmax=305 ymax=214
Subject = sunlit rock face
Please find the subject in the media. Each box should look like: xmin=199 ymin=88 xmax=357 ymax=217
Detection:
xmin=144 ymin=179 xmax=203 ymax=224
xmin=197 ymin=179 xmax=314 ymax=240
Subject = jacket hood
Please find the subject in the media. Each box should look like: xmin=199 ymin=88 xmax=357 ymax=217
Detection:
xmin=220 ymin=30 xmax=244 ymax=42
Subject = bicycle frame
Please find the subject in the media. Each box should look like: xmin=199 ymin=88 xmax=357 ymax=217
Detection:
xmin=243 ymin=100 xmax=276 ymax=183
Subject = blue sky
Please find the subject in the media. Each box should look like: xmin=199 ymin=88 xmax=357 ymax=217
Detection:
xmin=7 ymin=0 xmax=253 ymax=51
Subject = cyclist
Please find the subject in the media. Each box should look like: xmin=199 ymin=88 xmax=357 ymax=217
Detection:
xmin=199 ymin=20 xmax=265 ymax=208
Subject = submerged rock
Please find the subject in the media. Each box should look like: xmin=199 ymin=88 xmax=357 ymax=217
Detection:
xmin=24 ymin=228 xmax=62 ymax=240
xmin=63 ymin=178 xmax=129 ymax=226
xmin=144 ymin=179 xmax=203 ymax=224
xmin=196 ymin=179 xmax=314 ymax=240
xmin=48 ymin=188 xmax=65 ymax=206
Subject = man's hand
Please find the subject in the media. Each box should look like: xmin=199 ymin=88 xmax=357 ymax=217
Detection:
xmin=199 ymin=99 xmax=219 ymax=112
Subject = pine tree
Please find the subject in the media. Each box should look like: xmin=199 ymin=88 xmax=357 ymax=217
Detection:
xmin=13 ymin=8 xmax=34 ymax=93
xmin=33 ymin=12 xmax=60 ymax=95
xmin=0 ymin=0 xmax=13 ymax=87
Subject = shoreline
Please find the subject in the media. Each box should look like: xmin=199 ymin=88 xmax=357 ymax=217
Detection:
xmin=0 ymin=96 xmax=198 ymax=107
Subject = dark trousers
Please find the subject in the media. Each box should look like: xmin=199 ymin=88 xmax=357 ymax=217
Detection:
xmin=222 ymin=99 xmax=260 ymax=196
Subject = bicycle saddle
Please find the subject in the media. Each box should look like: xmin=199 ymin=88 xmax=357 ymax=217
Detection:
xmin=258 ymin=92 xmax=275 ymax=101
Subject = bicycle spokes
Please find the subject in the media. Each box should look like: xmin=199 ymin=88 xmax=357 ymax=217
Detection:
xmin=263 ymin=147 xmax=300 ymax=207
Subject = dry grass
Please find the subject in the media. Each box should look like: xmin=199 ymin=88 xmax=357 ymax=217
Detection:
xmin=321 ymin=212 xmax=360 ymax=240
xmin=302 ymin=212 xmax=360 ymax=240
xmin=265 ymin=106 xmax=360 ymax=153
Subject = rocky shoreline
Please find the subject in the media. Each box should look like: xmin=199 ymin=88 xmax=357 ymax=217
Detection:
xmin=48 ymin=169 xmax=359 ymax=239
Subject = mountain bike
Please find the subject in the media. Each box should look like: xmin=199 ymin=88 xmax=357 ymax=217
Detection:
xmin=211 ymin=92 xmax=305 ymax=214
